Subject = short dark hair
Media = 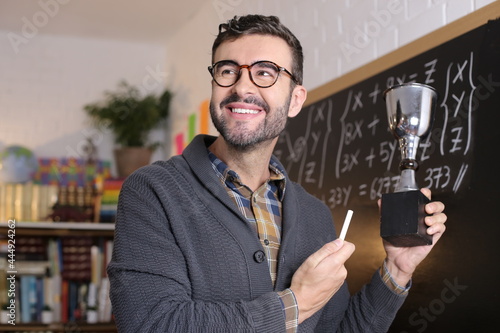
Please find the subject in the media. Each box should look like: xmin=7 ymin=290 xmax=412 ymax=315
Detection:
xmin=212 ymin=15 xmax=304 ymax=85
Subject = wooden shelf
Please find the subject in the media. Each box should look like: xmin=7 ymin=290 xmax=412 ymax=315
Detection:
xmin=0 ymin=222 xmax=116 ymax=331
xmin=0 ymin=322 xmax=117 ymax=332
xmin=0 ymin=221 xmax=115 ymax=237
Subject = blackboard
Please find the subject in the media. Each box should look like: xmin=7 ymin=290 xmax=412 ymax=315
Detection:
xmin=274 ymin=4 xmax=500 ymax=332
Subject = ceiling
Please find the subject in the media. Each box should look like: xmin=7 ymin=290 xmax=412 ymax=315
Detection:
xmin=0 ymin=0 xmax=207 ymax=44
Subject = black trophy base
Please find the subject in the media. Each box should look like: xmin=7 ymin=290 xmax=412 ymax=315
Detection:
xmin=380 ymin=190 xmax=432 ymax=247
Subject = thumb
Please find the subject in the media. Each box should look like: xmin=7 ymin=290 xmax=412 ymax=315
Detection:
xmin=308 ymin=239 xmax=344 ymax=268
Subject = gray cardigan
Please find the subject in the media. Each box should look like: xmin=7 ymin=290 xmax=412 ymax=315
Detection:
xmin=107 ymin=135 xmax=406 ymax=332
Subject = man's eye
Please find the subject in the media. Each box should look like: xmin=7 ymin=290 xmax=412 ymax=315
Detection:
xmin=220 ymin=67 xmax=237 ymax=76
xmin=256 ymin=70 xmax=271 ymax=77
xmin=255 ymin=69 xmax=277 ymax=78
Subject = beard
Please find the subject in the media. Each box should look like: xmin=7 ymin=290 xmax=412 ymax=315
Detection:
xmin=210 ymin=93 xmax=292 ymax=151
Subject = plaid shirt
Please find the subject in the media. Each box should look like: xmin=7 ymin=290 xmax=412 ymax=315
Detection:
xmin=209 ymin=151 xmax=409 ymax=331
xmin=209 ymin=151 xmax=298 ymax=332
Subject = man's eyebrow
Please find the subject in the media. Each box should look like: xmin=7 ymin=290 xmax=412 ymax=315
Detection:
xmin=213 ymin=59 xmax=239 ymax=65
xmin=254 ymin=61 xmax=276 ymax=68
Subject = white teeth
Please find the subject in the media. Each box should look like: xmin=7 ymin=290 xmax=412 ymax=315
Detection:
xmin=232 ymin=108 xmax=259 ymax=114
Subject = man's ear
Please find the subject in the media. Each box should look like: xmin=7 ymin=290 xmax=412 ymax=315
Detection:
xmin=288 ymin=85 xmax=307 ymax=118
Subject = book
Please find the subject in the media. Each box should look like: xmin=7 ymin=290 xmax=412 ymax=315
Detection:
xmin=90 ymin=245 xmax=102 ymax=285
xmin=14 ymin=261 xmax=50 ymax=275
xmin=20 ymin=275 xmax=37 ymax=323
xmin=51 ymin=274 xmax=62 ymax=323
xmin=98 ymin=277 xmax=112 ymax=322
xmin=98 ymin=178 xmax=124 ymax=222
xmin=12 ymin=236 xmax=113 ymax=324
xmin=2 ymin=184 xmax=15 ymax=221
xmin=61 ymin=279 xmax=69 ymax=323
xmin=0 ymin=260 xmax=7 ymax=306
xmin=15 ymin=237 xmax=48 ymax=261
xmin=61 ymin=237 xmax=92 ymax=281
xmin=0 ymin=183 xmax=58 ymax=222
xmin=68 ymin=281 xmax=78 ymax=321
xmin=35 ymin=277 xmax=44 ymax=322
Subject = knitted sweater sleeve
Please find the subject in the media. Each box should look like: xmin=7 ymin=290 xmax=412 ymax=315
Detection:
xmin=289 ymin=183 xmax=407 ymax=332
xmin=107 ymin=167 xmax=286 ymax=333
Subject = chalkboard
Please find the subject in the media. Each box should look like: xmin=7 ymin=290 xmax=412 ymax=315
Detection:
xmin=274 ymin=5 xmax=500 ymax=332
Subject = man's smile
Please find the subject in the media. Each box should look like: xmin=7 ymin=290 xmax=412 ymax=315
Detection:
xmin=231 ymin=108 xmax=260 ymax=114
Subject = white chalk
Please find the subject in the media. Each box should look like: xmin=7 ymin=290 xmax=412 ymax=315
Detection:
xmin=339 ymin=210 xmax=353 ymax=241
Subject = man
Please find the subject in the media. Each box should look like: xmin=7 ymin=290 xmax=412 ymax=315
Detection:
xmin=107 ymin=15 xmax=447 ymax=332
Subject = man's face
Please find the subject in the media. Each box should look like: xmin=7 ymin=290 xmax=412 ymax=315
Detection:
xmin=209 ymin=34 xmax=304 ymax=150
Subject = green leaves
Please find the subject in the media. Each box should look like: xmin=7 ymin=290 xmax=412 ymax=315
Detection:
xmin=84 ymin=81 xmax=171 ymax=148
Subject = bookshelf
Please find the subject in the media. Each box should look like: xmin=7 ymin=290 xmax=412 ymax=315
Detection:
xmin=0 ymin=221 xmax=115 ymax=237
xmin=0 ymin=322 xmax=117 ymax=332
xmin=0 ymin=221 xmax=116 ymax=331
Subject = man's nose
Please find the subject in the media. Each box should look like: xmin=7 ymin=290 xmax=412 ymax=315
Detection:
xmin=231 ymin=67 xmax=257 ymax=95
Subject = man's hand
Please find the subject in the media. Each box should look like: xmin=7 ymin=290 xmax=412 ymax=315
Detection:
xmin=381 ymin=188 xmax=447 ymax=286
xmin=290 ymin=239 xmax=355 ymax=323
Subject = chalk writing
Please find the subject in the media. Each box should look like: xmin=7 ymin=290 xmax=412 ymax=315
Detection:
xmin=276 ymin=46 xmax=486 ymax=210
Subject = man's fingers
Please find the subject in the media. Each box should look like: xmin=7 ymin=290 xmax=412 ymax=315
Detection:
xmin=308 ymin=239 xmax=344 ymax=268
xmin=425 ymin=200 xmax=445 ymax=215
xmin=420 ymin=187 xmax=431 ymax=200
xmin=308 ymin=240 xmax=357 ymax=269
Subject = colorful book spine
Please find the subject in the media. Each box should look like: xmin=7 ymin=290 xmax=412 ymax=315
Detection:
xmin=99 ymin=179 xmax=124 ymax=222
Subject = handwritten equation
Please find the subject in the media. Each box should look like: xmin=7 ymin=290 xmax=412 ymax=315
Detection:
xmin=275 ymin=52 xmax=483 ymax=209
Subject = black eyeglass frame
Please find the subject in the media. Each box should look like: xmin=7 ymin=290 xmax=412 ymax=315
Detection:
xmin=208 ymin=60 xmax=299 ymax=88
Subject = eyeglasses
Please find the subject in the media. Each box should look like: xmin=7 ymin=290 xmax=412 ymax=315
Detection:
xmin=208 ymin=60 xmax=298 ymax=88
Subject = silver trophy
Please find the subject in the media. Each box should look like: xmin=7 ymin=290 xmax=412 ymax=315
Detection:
xmin=380 ymin=83 xmax=437 ymax=247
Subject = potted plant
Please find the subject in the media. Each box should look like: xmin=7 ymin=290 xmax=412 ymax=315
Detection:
xmin=84 ymin=81 xmax=172 ymax=178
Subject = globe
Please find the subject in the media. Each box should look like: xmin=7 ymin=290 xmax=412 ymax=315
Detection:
xmin=0 ymin=145 xmax=39 ymax=183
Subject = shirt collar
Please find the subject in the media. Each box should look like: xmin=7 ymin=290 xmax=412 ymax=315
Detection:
xmin=208 ymin=151 xmax=286 ymax=200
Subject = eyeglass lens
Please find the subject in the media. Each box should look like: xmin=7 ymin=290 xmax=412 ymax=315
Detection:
xmin=213 ymin=61 xmax=280 ymax=87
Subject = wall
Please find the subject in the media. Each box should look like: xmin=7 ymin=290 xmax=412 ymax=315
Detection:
xmin=0 ymin=0 xmax=496 ymax=170
xmin=165 ymin=0 xmax=496 ymax=153
xmin=0 ymin=30 xmax=168 ymax=175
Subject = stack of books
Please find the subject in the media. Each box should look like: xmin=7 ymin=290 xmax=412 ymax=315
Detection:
xmin=98 ymin=179 xmax=124 ymax=223
xmin=36 ymin=158 xmax=112 ymax=223
xmin=0 ymin=157 xmax=112 ymax=222
xmin=0 ymin=236 xmax=114 ymax=324
xmin=0 ymin=183 xmax=58 ymax=222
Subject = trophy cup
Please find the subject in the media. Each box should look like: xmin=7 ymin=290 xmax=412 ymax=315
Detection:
xmin=380 ymin=83 xmax=437 ymax=247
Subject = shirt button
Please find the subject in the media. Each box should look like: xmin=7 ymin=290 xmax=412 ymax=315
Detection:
xmin=253 ymin=250 xmax=266 ymax=263
xmin=263 ymin=239 xmax=270 ymax=245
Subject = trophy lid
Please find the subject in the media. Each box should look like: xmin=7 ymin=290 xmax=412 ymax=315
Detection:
xmin=383 ymin=82 xmax=438 ymax=100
